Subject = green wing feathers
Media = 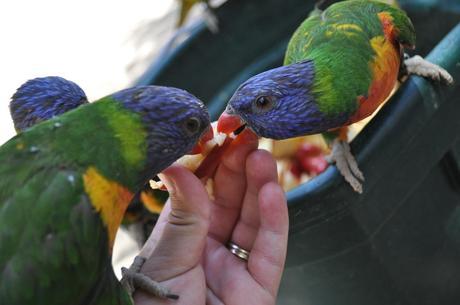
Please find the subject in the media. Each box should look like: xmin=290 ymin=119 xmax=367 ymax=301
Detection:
xmin=0 ymin=164 xmax=107 ymax=304
xmin=0 ymin=101 xmax=139 ymax=304
xmin=284 ymin=0 xmax=414 ymax=117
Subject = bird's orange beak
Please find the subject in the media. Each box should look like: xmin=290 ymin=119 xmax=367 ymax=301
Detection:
xmin=217 ymin=112 xmax=245 ymax=135
xmin=189 ymin=126 xmax=214 ymax=155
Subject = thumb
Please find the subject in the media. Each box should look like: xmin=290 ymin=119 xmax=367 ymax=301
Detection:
xmin=138 ymin=165 xmax=211 ymax=280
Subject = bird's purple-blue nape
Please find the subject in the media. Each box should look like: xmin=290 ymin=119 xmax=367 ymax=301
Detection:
xmin=10 ymin=76 xmax=88 ymax=132
xmin=112 ymin=86 xmax=211 ymax=176
xmin=226 ymin=60 xmax=348 ymax=139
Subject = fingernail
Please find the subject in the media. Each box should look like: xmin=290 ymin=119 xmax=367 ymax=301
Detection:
xmin=157 ymin=173 xmax=176 ymax=194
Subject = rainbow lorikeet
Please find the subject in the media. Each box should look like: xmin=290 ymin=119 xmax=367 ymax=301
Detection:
xmin=9 ymin=76 xmax=168 ymax=244
xmin=217 ymin=0 xmax=453 ymax=193
xmin=0 ymin=85 xmax=211 ymax=304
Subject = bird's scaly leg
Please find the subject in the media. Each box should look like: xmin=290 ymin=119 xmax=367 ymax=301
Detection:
xmin=120 ymin=232 xmax=179 ymax=300
xmin=340 ymin=139 xmax=364 ymax=181
xmin=326 ymin=137 xmax=364 ymax=193
xmin=120 ymin=256 xmax=178 ymax=300
xmin=402 ymin=54 xmax=453 ymax=84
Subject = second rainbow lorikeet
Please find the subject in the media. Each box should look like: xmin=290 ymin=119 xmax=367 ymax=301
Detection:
xmin=1 ymin=85 xmax=211 ymax=304
xmin=217 ymin=0 xmax=453 ymax=193
xmin=9 ymin=76 xmax=88 ymax=132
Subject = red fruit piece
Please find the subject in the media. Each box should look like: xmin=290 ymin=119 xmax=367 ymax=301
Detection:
xmin=190 ymin=126 xmax=214 ymax=154
xmin=300 ymin=155 xmax=328 ymax=176
xmin=295 ymin=143 xmax=323 ymax=160
xmin=290 ymin=161 xmax=302 ymax=178
xmin=194 ymin=137 xmax=232 ymax=179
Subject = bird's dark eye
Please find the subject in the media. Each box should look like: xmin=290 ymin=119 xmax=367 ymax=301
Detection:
xmin=184 ymin=117 xmax=201 ymax=135
xmin=252 ymin=96 xmax=275 ymax=113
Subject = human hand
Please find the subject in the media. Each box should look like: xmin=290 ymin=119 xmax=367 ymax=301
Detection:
xmin=133 ymin=129 xmax=289 ymax=305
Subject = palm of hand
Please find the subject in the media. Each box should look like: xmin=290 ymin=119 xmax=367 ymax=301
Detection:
xmin=134 ymin=130 xmax=288 ymax=305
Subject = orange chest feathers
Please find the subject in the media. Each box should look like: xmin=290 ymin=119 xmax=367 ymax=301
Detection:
xmin=348 ymin=35 xmax=400 ymax=124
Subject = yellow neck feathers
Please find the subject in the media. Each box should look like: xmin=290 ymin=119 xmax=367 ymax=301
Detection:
xmin=83 ymin=167 xmax=133 ymax=250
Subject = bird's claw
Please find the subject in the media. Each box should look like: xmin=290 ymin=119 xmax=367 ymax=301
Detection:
xmin=404 ymin=55 xmax=454 ymax=85
xmin=341 ymin=140 xmax=364 ymax=181
xmin=121 ymin=256 xmax=179 ymax=300
xmin=328 ymin=139 xmax=364 ymax=193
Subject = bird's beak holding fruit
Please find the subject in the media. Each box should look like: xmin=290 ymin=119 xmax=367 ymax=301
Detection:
xmin=158 ymin=113 xmax=257 ymax=189
xmin=189 ymin=126 xmax=214 ymax=154
xmin=217 ymin=112 xmax=246 ymax=135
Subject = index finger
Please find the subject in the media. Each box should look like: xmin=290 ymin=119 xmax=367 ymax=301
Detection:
xmin=207 ymin=129 xmax=259 ymax=243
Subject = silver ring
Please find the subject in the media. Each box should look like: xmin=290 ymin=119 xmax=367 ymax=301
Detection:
xmin=227 ymin=241 xmax=250 ymax=261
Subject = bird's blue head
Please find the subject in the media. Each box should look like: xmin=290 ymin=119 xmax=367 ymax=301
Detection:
xmin=10 ymin=76 xmax=88 ymax=132
xmin=113 ymin=86 xmax=211 ymax=175
xmin=220 ymin=60 xmax=328 ymax=139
